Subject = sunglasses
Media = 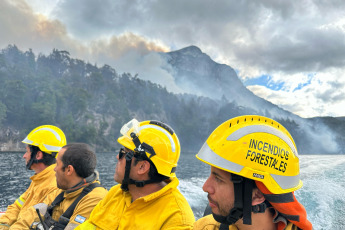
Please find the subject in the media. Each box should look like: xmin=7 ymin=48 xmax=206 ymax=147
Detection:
xmin=118 ymin=148 xmax=137 ymax=159
xmin=118 ymin=148 xmax=146 ymax=161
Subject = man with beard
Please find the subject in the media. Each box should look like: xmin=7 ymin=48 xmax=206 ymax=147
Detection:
xmin=0 ymin=125 xmax=66 ymax=230
xmin=9 ymin=143 xmax=107 ymax=230
xmin=194 ymin=115 xmax=313 ymax=230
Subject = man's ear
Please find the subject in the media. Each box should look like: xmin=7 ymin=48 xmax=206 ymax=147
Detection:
xmin=65 ymin=165 xmax=75 ymax=176
xmin=35 ymin=151 xmax=44 ymax=160
xmin=252 ymin=188 xmax=266 ymax=205
xmin=137 ymin=160 xmax=150 ymax=175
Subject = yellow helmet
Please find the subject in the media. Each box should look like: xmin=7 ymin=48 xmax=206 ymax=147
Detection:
xmin=196 ymin=115 xmax=302 ymax=194
xmin=118 ymin=119 xmax=180 ymax=178
xmin=22 ymin=125 xmax=67 ymax=155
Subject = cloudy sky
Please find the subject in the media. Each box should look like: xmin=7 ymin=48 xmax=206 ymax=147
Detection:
xmin=1 ymin=0 xmax=345 ymax=118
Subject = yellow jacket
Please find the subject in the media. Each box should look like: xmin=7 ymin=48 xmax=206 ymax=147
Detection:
xmin=193 ymin=215 xmax=298 ymax=230
xmin=0 ymin=164 xmax=58 ymax=227
xmin=9 ymin=181 xmax=107 ymax=230
xmin=76 ymin=177 xmax=195 ymax=230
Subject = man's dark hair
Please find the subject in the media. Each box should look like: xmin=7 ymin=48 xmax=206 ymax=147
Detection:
xmin=29 ymin=145 xmax=56 ymax=166
xmin=133 ymin=158 xmax=169 ymax=182
xmin=61 ymin=143 xmax=96 ymax=178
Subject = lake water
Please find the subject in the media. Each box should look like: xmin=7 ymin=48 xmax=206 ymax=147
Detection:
xmin=0 ymin=152 xmax=344 ymax=230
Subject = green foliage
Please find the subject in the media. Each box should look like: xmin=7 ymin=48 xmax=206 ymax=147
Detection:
xmin=0 ymin=45 xmax=344 ymax=154
xmin=1 ymin=80 xmax=27 ymax=124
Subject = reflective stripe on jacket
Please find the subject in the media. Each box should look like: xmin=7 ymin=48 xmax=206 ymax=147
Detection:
xmin=14 ymin=196 xmax=25 ymax=208
xmin=9 ymin=181 xmax=107 ymax=230
xmin=193 ymin=214 xmax=298 ymax=230
xmin=0 ymin=164 xmax=58 ymax=226
xmin=76 ymin=177 xmax=195 ymax=230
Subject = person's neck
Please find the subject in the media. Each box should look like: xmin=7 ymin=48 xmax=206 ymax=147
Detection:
xmin=234 ymin=209 xmax=277 ymax=230
xmin=67 ymin=176 xmax=85 ymax=190
xmin=32 ymin=163 xmax=49 ymax=174
xmin=129 ymin=181 xmax=167 ymax=202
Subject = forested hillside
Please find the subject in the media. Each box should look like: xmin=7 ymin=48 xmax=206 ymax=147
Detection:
xmin=0 ymin=45 xmax=344 ymax=154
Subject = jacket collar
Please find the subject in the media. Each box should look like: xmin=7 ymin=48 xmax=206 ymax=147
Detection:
xmin=30 ymin=164 xmax=56 ymax=183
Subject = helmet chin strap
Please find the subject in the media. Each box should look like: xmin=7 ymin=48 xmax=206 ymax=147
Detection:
xmin=120 ymin=132 xmax=160 ymax=192
xmin=212 ymin=174 xmax=266 ymax=226
xmin=120 ymin=150 xmax=134 ymax=192
xmin=211 ymin=174 xmax=244 ymax=225
xmin=26 ymin=146 xmax=38 ymax=170
xmin=26 ymin=146 xmax=45 ymax=170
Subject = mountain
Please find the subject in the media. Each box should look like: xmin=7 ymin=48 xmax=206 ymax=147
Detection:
xmin=164 ymin=47 xmax=264 ymax=106
xmin=161 ymin=46 xmax=294 ymax=117
xmin=159 ymin=46 xmax=344 ymax=154
xmin=0 ymin=44 xmax=344 ymax=154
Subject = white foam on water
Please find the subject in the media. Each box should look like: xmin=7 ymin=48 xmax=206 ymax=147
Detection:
xmin=296 ymin=177 xmax=345 ymax=229
xmin=297 ymin=155 xmax=345 ymax=230
xmin=178 ymin=177 xmax=208 ymax=219
xmin=300 ymin=155 xmax=345 ymax=176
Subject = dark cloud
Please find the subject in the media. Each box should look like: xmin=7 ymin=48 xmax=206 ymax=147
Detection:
xmin=316 ymin=81 xmax=345 ymax=103
xmin=235 ymin=27 xmax=345 ymax=73
xmin=51 ymin=0 xmax=345 ymax=74
xmin=2 ymin=0 xmax=345 ymax=117
xmin=52 ymin=0 xmax=150 ymax=39
xmin=52 ymin=0 xmax=265 ymax=45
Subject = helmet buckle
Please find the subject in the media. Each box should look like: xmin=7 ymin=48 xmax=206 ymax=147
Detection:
xmin=227 ymin=208 xmax=243 ymax=222
xmin=125 ymin=151 xmax=134 ymax=161
xmin=252 ymin=202 xmax=267 ymax=213
xmin=135 ymin=181 xmax=146 ymax=187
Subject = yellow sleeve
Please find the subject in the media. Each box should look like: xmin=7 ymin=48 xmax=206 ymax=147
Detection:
xmin=67 ymin=187 xmax=107 ymax=227
xmin=75 ymin=188 xmax=111 ymax=230
xmin=8 ymin=206 xmax=38 ymax=230
xmin=9 ymin=190 xmax=59 ymax=230
xmin=74 ymin=220 xmax=97 ymax=230
xmin=162 ymin=211 xmax=194 ymax=230
xmin=0 ymin=189 xmax=29 ymax=226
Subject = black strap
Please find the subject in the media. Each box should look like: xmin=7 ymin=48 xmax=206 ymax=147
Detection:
xmin=227 ymin=174 xmax=243 ymax=223
xmin=26 ymin=145 xmax=39 ymax=169
xmin=128 ymin=177 xmax=163 ymax=187
xmin=121 ymin=151 xmax=134 ymax=191
xmin=120 ymin=129 xmax=171 ymax=191
xmin=264 ymin=192 xmax=295 ymax=203
xmin=44 ymin=182 xmax=102 ymax=229
xmin=231 ymin=174 xmax=243 ymax=209
xmin=219 ymin=223 xmax=229 ymax=230
xmin=60 ymin=183 xmax=102 ymax=222
xmin=205 ymin=174 xmax=263 ymax=226
xmin=47 ymin=192 xmax=65 ymax=216
xmin=131 ymin=133 xmax=142 ymax=149
xmin=204 ymin=204 xmax=229 ymax=229
xmin=140 ymin=142 xmax=156 ymax=158
xmin=242 ymin=178 xmax=254 ymax=225
xmin=252 ymin=200 xmax=270 ymax=213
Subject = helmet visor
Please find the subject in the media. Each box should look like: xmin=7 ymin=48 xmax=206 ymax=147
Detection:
xmin=120 ymin=119 xmax=140 ymax=138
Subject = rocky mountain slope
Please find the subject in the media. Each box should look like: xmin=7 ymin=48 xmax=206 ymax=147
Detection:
xmin=0 ymin=45 xmax=344 ymax=154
